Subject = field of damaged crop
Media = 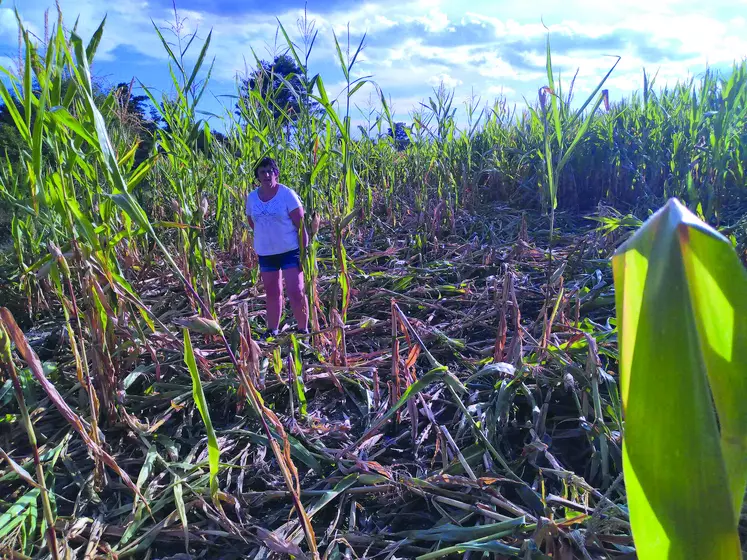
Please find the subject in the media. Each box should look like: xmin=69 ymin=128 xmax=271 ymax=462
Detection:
xmin=2 ymin=5 xmax=747 ymax=560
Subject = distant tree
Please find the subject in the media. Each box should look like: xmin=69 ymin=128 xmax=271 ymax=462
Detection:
xmin=195 ymin=127 xmax=229 ymax=154
xmin=386 ymin=121 xmax=411 ymax=151
xmin=113 ymin=82 xmax=162 ymax=132
xmin=0 ymin=98 xmax=25 ymax=163
xmin=236 ymin=54 xmax=315 ymax=121
xmin=111 ymin=82 xmax=164 ymax=166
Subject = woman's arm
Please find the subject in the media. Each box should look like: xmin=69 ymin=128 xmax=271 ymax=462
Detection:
xmin=245 ymin=193 xmax=254 ymax=229
xmin=289 ymin=207 xmax=309 ymax=248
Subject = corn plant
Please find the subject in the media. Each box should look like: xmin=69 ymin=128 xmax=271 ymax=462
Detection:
xmin=613 ymin=197 xmax=747 ymax=558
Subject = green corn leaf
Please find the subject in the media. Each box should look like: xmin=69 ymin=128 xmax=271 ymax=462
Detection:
xmin=183 ymin=329 xmax=220 ymax=504
xmin=556 ymin=92 xmax=606 ymax=175
xmin=544 ymin=124 xmax=555 ymax=209
xmin=332 ymin=31 xmax=349 ymax=82
xmin=276 ymin=20 xmax=305 ymax=71
xmin=567 ymin=55 xmax=620 ymax=130
xmin=415 ymin=528 xmax=523 ymax=560
xmin=172 ymin=473 xmax=189 ymax=551
xmin=397 ymin=517 xmax=525 ymax=542
xmin=69 ymin=33 xmax=130 ymax=195
xmin=545 ymin=34 xmax=562 ymax=149
xmin=22 ymin=28 xmax=32 ymax=134
xmin=48 ymin=107 xmax=98 ymax=151
xmin=110 ymin=191 xmax=154 ymax=235
xmin=311 ymin=77 xmax=346 ymax=138
xmin=290 ymin=335 xmax=307 ymax=417
xmin=30 ymin=67 xmax=51 ymax=207
xmin=152 ymin=21 xmax=184 ymax=76
xmin=348 ymin=33 xmax=367 ymax=74
xmin=0 ymin=488 xmax=40 ymax=540
xmin=347 ymin=367 xmax=454 ymax=452
xmin=185 ymin=30 xmax=212 ymax=93
xmin=345 ymin=158 xmax=356 ymax=214
xmin=613 ymin=198 xmax=747 ymax=559
xmin=193 ymin=58 xmax=216 ymax=108
xmin=121 ymin=445 xmax=159 ymax=544
xmin=85 ymin=16 xmax=107 ymax=62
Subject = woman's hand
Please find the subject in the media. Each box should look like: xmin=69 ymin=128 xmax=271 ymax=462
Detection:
xmin=289 ymin=207 xmax=309 ymax=248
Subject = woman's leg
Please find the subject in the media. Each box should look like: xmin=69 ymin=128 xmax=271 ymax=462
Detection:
xmin=261 ymin=270 xmax=283 ymax=332
xmin=282 ymin=266 xmax=309 ymax=331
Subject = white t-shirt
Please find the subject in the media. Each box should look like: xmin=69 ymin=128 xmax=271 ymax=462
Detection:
xmin=245 ymin=184 xmax=303 ymax=256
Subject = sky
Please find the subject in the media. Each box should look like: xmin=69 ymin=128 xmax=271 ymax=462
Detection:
xmin=1 ymin=0 xmax=746 ymax=131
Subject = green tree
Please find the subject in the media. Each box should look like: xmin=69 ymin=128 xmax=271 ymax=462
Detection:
xmin=111 ymin=81 xmax=164 ymax=166
xmin=386 ymin=121 xmax=411 ymax=151
xmin=237 ymin=54 xmax=316 ymax=121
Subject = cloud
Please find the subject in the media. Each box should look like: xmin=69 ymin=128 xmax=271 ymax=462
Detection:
xmin=413 ymin=8 xmax=452 ymax=33
xmin=486 ymin=84 xmax=515 ymax=96
xmin=3 ymin=0 xmax=747 ymax=130
xmin=428 ymin=72 xmax=462 ymax=88
xmin=153 ymin=0 xmax=358 ymax=16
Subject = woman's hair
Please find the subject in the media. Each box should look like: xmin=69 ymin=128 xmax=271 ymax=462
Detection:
xmin=254 ymin=157 xmax=279 ymax=178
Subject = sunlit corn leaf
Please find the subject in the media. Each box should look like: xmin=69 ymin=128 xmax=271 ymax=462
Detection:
xmin=612 ymin=197 xmax=747 ymax=559
xmin=183 ymin=328 xmax=220 ymax=504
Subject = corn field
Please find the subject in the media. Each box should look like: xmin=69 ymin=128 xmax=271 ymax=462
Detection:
xmin=1 ymin=6 xmax=747 ymax=560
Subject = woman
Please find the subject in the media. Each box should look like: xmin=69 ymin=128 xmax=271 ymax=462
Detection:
xmin=245 ymin=157 xmax=309 ymax=338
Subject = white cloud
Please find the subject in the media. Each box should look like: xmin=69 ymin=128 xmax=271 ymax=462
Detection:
xmin=414 ymin=8 xmax=451 ymax=32
xmin=0 ymin=8 xmax=18 ymax=36
xmin=487 ymin=84 xmax=516 ymax=96
xmin=474 ymin=52 xmax=523 ymax=79
xmin=428 ymin=72 xmax=462 ymax=88
xmin=5 ymin=0 xmax=747 ymax=128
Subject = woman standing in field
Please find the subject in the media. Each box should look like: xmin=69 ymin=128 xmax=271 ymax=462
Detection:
xmin=245 ymin=157 xmax=309 ymax=338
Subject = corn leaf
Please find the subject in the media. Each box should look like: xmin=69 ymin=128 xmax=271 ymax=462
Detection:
xmin=183 ymin=328 xmax=220 ymax=503
xmin=397 ymin=517 xmax=525 ymax=542
xmin=290 ymin=334 xmax=307 ymax=417
xmin=0 ymin=488 xmax=40 ymax=540
xmin=612 ymin=197 xmax=747 ymax=559
xmin=85 ymin=16 xmax=107 ymax=61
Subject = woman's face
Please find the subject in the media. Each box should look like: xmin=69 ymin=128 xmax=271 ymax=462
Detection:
xmin=257 ymin=165 xmax=278 ymax=188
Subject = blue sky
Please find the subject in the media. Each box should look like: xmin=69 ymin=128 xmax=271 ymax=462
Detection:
xmin=2 ymin=0 xmax=746 ymax=130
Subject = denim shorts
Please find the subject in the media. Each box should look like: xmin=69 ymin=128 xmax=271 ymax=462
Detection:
xmin=258 ymin=248 xmax=301 ymax=272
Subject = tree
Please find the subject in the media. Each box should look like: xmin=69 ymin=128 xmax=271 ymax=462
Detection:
xmin=111 ymin=82 xmax=163 ymax=166
xmin=386 ymin=121 xmax=410 ymax=151
xmin=236 ymin=54 xmax=313 ymax=121
xmin=113 ymin=82 xmax=162 ymax=132
xmin=0 ymin=99 xmax=25 ymax=163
